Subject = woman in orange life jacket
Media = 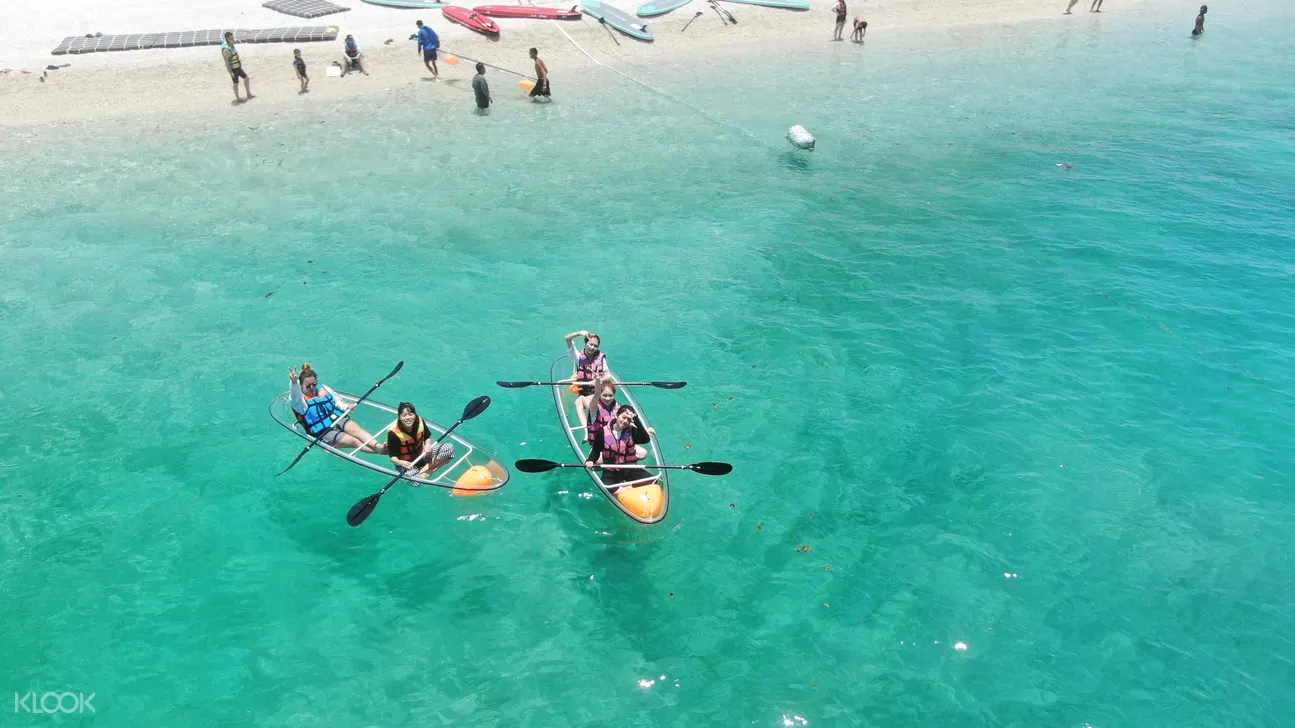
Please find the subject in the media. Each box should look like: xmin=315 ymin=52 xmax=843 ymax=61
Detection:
xmin=585 ymin=404 xmax=656 ymax=489
xmin=386 ymin=402 xmax=456 ymax=478
xmin=585 ymin=375 xmax=654 ymax=446
xmin=564 ymin=329 xmax=608 ymax=427
xmin=290 ymin=364 xmax=386 ymax=453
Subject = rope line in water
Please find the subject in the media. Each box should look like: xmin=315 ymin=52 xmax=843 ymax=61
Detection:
xmin=539 ymin=12 xmax=1291 ymax=403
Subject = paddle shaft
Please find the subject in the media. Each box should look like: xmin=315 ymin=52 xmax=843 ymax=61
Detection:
xmin=598 ymin=18 xmax=622 ymax=45
xmin=499 ymin=380 xmax=684 ymax=388
xmin=682 ymin=11 xmax=702 ymax=30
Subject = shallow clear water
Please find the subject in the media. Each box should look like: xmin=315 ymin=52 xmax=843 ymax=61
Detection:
xmin=3 ymin=2 xmax=1295 ymax=725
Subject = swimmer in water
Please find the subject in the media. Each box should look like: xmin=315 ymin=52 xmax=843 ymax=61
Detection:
xmin=1192 ymin=5 xmax=1207 ymax=35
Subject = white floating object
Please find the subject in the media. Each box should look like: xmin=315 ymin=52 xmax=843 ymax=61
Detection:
xmin=786 ymin=124 xmax=815 ymax=150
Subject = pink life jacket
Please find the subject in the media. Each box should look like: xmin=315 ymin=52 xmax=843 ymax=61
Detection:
xmin=586 ymin=398 xmax=621 ymax=443
xmin=601 ymin=425 xmax=637 ymax=465
xmin=575 ymin=350 xmax=607 ymax=382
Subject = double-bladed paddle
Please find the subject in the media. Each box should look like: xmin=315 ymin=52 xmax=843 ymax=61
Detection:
xmin=276 ymin=361 xmax=404 ymax=477
xmin=346 ymin=395 xmax=492 ymax=527
xmin=515 ymin=458 xmax=733 ymax=476
xmin=496 ymin=380 xmax=687 ymax=389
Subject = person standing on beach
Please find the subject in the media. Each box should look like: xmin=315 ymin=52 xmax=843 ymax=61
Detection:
xmin=832 ymin=0 xmax=848 ymax=40
xmin=1090 ymin=0 xmax=1104 ymax=12
xmin=472 ymin=63 xmax=491 ymax=111
xmin=528 ymin=48 xmax=551 ymax=101
xmin=416 ymin=20 xmax=440 ymax=78
xmin=221 ymin=32 xmax=253 ymax=102
xmin=1065 ymin=0 xmax=1079 ymax=13
xmin=293 ymin=49 xmax=309 ymax=93
xmin=1192 ymin=5 xmax=1207 ymax=35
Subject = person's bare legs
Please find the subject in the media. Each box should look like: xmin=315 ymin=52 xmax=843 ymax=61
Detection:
xmin=1090 ymin=0 xmax=1103 ymax=11
xmin=243 ymin=77 xmax=254 ymax=99
xmin=1066 ymin=0 xmax=1079 ymax=13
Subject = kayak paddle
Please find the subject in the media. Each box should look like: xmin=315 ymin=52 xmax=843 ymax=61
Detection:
xmin=496 ymin=380 xmax=687 ymax=389
xmin=682 ymin=10 xmax=703 ymax=31
xmin=515 ymin=458 xmax=733 ymax=476
xmin=276 ymin=361 xmax=404 ymax=477
xmin=711 ymin=0 xmax=736 ymax=24
xmin=346 ymin=395 xmax=492 ymax=527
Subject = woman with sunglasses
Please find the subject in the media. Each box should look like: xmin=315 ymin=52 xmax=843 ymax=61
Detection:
xmin=585 ymin=404 xmax=655 ymax=488
xmin=564 ymin=329 xmax=608 ymax=426
xmin=386 ymin=402 xmax=456 ymax=477
xmin=289 ymin=364 xmax=387 ymax=453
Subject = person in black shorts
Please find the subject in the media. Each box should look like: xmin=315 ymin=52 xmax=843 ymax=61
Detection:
xmin=293 ymin=48 xmax=309 ymax=93
xmin=528 ymin=47 xmax=551 ymax=100
xmin=472 ymin=63 xmax=491 ymax=111
xmin=221 ymin=32 xmax=253 ymax=101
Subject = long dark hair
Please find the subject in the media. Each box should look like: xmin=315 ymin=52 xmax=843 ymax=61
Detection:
xmin=397 ymin=402 xmax=419 ymax=434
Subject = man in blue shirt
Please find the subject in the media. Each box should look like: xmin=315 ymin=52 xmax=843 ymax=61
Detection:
xmin=415 ymin=20 xmax=440 ymax=78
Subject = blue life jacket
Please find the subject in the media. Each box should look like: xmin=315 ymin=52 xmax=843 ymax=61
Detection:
xmin=297 ymin=387 xmax=341 ymax=436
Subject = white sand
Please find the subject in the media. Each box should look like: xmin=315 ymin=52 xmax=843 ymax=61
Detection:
xmin=0 ymin=0 xmax=1157 ymax=128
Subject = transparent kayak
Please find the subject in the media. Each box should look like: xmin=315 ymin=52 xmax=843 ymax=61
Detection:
xmin=550 ymin=345 xmax=670 ymax=523
xmin=270 ymin=390 xmax=509 ymax=492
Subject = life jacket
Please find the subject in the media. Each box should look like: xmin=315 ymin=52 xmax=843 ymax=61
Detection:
xmin=586 ymin=398 xmax=621 ymax=443
xmin=834 ymin=0 xmax=847 ymax=16
xmin=345 ymin=41 xmax=359 ymax=58
xmin=389 ymin=417 xmax=429 ymax=461
xmin=601 ymin=425 xmax=638 ymax=465
xmin=295 ymin=386 xmax=340 ymax=436
xmin=222 ymin=42 xmax=241 ymax=70
xmin=575 ymin=350 xmax=607 ymax=382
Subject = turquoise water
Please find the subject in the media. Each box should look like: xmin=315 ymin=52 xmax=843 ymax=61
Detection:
xmin=3 ymin=1 xmax=1295 ymax=724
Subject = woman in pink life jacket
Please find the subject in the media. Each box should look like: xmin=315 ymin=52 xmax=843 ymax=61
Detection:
xmin=584 ymin=376 xmax=655 ymax=444
xmin=585 ymin=404 xmax=656 ymax=489
xmin=564 ymin=329 xmax=608 ymax=425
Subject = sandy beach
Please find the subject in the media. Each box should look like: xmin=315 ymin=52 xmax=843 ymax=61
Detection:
xmin=1 ymin=0 xmax=1159 ymax=129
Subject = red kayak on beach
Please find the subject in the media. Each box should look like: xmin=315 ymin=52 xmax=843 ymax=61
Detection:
xmin=441 ymin=6 xmax=501 ymax=34
xmin=473 ymin=4 xmax=582 ymax=19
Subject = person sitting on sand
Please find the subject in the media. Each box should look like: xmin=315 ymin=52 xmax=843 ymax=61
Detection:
xmin=1192 ymin=5 xmax=1207 ymax=35
xmin=341 ymin=35 xmax=368 ymax=77
xmin=832 ymin=0 xmax=848 ymax=41
xmin=415 ymin=20 xmax=440 ymax=78
xmin=221 ymin=32 xmax=253 ymax=102
xmin=528 ymin=48 xmax=551 ymax=100
xmin=851 ymin=16 xmax=868 ymax=40
xmin=293 ymin=49 xmax=309 ymax=93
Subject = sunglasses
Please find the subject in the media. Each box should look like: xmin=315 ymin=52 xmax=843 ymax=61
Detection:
xmin=302 ymin=381 xmax=318 ymax=388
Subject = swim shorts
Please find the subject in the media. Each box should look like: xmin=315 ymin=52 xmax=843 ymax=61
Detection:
xmin=529 ymin=78 xmax=551 ymax=97
xmin=230 ymin=67 xmax=249 ymax=84
xmin=424 ymin=48 xmax=438 ymax=62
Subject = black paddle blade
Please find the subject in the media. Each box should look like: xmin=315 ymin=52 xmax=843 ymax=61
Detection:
xmin=346 ymin=492 xmax=383 ymax=527
xmin=275 ymin=447 xmax=311 ymax=477
xmin=689 ymin=461 xmax=733 ymax=476
xmin=495 ymin=381 xmax=536 ymax=388
xmin=651 ymin=381 xmax=688 ymax=389
xmin=515 ymin=458 xmax=561 ymax=473
xmin=380 ymin=360 xmax=405 ymax=384
xmin=461 ymin=395 xmax=491 ymax=421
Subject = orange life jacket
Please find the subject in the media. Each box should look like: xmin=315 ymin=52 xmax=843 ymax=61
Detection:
xmin=390 ymin=417 xmax=428 ymax=461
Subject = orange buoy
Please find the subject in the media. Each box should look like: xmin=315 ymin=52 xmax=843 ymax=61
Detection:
xmin=569 ymin=383 xmax=582 ymax=395
xmin=452 ymin=464 xmax=495 ymax=497
xmin=616 ymin=483 xmax=664 ymax=520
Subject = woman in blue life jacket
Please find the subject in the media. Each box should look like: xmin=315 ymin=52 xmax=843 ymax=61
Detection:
xmin=289 ymin=364 xmax=386 ymax=453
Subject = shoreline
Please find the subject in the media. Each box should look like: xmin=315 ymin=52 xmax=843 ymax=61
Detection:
xmin=0 ymin=0 xmax=1164 ymax=132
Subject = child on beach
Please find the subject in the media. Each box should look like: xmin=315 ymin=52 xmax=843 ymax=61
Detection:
xmin=528 ymin=48 xmax=550 ymax=101
xmin=1192 ymin=5 xmax=1207 ymax=35
xmin=851 ymin=16 xmax=868 ymax=41
xmin=832 ymin=0 xmax=848 ymax=41
xmin=293 ymin=49 xmax=309 ymax=93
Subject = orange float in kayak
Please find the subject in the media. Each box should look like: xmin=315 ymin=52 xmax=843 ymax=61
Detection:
xmin=617 ymin=483 xmax=665 ymax=520
xmin=452 ymin=464 xmax=495 ymax=496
